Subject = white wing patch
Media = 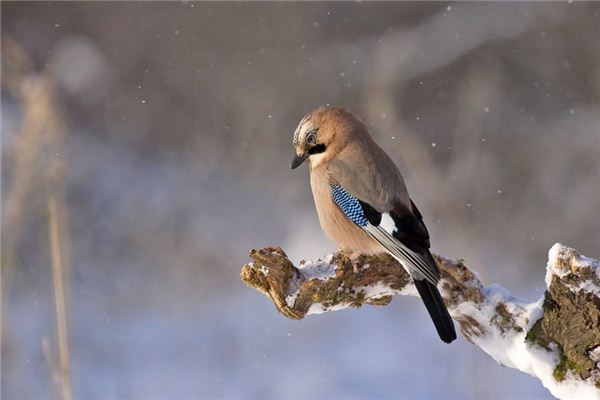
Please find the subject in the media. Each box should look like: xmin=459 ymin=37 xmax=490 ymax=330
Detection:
xmin=379 ymin=213 xmax=397 ymax=234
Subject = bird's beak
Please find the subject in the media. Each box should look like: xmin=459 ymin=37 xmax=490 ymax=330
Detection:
xmin=290 ymin=152 xmax=309 ymax=169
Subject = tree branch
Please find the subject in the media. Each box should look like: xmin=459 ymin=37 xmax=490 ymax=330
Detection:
xmin=241 ymin=243 xmax=600 ymax=399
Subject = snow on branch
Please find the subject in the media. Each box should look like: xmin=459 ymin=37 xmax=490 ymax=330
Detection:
xmin=240 ymin=244 xmax=600 ymax=399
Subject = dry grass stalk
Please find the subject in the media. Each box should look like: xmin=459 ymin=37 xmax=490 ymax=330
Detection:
xmin=2 ymin=37 xmax=72 ymax=400
xmin=48 ymin=197 xmax=72 ymax=400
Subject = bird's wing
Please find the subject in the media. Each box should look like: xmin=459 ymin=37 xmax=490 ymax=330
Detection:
xmin=330 ymin=183 xmax=440 ymax=285
xmin=327 ymin=142 xmax=411 ymax=212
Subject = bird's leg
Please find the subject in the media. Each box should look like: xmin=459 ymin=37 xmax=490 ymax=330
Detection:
xmin=346 ymin=250 xmax=365 ymax=274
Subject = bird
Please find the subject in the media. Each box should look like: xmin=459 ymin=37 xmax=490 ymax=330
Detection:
xmin=290 ymin=106 xmax=457 ymax=344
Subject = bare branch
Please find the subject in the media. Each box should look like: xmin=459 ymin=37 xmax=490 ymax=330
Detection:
xmin=241 ymin=244 xmax=600 ymax=399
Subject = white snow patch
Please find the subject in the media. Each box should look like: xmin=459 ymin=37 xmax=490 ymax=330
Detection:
xmin=546 ymin=243 xmax=600 ymax=297
xmin=307 ymin=302 xmax=348 ymax=315
xmin=546 ymin=243 xmax=569 ymax=286
xmin=297 ymin=254 xmax=336 ymax=281
xmin=286 ymin=255 xmax=337 ymax=308
xmin=399 ymin=283 xmax=419 ymax=297
xmin=361 ymin=282 xmax=396 ymax=299
xmin=285 ymin=269 xmax=303 ymax=308
xmin=577 ymin=281 xmax=600 ymax=296
xmin=258 ymin=265 xmax=269 ymax=276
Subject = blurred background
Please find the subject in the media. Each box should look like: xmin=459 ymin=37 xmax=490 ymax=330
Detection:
xmin=2 ymin=2 xmax=599 ymax=399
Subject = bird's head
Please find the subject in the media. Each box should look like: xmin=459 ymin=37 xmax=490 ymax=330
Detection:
xmin=290 ymin=106 xmax=354 ymax=169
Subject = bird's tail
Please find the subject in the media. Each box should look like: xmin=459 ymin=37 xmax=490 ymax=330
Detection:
xmin=413 ymin=278 xmax=457 ymax=343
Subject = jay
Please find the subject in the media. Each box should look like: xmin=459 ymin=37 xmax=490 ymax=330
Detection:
xmin=291 ymin=106 xmax=457 ymax=344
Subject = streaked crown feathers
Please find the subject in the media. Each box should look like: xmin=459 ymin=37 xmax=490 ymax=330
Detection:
xmin=292 ymin=114 xmax=317 ymax=147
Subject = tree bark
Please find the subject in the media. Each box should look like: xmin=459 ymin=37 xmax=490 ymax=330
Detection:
xmin=241 ymin=243 xmax=600 ymax=399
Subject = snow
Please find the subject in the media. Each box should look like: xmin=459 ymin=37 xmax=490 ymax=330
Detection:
xmin=307 ymin=302 xmax=348 ymax=314
xmin=463 ymin=243 xmax=600 ymax=400
xmin=285 ymin=290 xmax=299 ymax=308
xmin=285 ymin=269 xmax=302 ymax=308
xmin=296 ymin=243 xmax=600 ymax=399
xmin=455 ymin=286 xmax=599 ymax=399
xmin=546 ymin=243 xmax=566 ymax=285
xmin=361 ymin=282 xmax=396 ymax=299
xmin=297 ymin=254 xmax=336 ymax=281
xmin=577 ymin=281 xmax=600 ymax=297
xmin=285 ymin=271 xmax=301 ymax=308
xmin=258 ymin=265 xmax=269 ymax=276
xmin=286 ymin=255 xmax=336 ymax=308
xmin=546 ymin=243 xmax=600 ymax=296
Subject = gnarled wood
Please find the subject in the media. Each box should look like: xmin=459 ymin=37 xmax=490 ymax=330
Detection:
xmin=241 ymin=244 xmax=600 ymax=399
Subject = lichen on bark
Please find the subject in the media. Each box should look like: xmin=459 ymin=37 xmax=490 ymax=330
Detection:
xmin=525 ymin=260 xmax=600 ymax=383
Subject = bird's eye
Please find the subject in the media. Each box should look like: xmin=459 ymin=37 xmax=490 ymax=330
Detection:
xmin=306 ymin=133 xmax=316 ymax=145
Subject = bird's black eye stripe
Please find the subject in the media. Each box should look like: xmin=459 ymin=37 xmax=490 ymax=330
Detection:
xmin=307 ymin=144 xmax=326 ymax=155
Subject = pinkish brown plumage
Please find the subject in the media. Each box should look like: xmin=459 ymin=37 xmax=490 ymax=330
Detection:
xmin=291 ymin=106 xmax=457 ymax=343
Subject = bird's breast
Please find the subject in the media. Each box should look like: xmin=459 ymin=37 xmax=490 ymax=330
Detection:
xmin=309 ymin=167 xmax=383 ymax=253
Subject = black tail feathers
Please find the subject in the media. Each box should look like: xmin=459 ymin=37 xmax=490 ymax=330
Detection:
xmin=413 ymin=278 xmax=457 ymax=344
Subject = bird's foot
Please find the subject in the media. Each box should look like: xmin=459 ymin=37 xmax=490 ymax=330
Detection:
xmin=347 ymin=250 xmax=366 ymax=274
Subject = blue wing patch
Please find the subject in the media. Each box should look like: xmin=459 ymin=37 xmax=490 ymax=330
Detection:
xmin=330 ymin=184 xmax=369 ymax=227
